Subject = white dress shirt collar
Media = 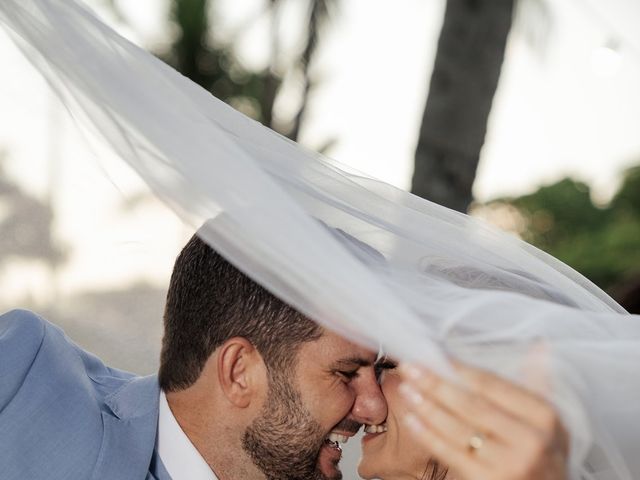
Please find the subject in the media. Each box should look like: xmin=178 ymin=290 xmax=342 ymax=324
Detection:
xmin=157 ymin=391 xmax=218 ymax=480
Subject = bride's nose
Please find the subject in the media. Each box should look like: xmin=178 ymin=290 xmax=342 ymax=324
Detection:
xmin=351 ymin=375 xmax=388 ymax=426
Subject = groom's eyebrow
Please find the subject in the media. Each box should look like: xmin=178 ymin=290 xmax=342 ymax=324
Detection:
xmin=332 ymin=356 xmax=373 ymax=369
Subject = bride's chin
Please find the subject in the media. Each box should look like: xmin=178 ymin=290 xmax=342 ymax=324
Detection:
xmin=357 ymin=452 xmax=382 ymax=480
xmin=358 ymin=431 xmax=389 ymax=478
xmin=356 ymin=461 xmax=375 ymax=480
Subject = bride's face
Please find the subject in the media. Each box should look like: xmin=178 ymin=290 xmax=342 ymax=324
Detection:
xmin=358 ymin=358 xmax=435 ymax=479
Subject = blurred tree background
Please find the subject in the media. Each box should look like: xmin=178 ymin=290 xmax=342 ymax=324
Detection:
xmin=412 ymin=0 xmax=515 ymax=213
xmin=119 ymin=0 xmax=639 ymax=307
xmin=162 ymin=0 xmax=637 ymax=308
xmin=475 ymin=165 xmax=640 ymax=311
xmin=156 ymin=0 xmax=336 ymax=143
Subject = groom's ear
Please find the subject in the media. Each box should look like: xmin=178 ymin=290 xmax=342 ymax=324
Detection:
xmin=216 ymin=337 xmax=268 ymax=408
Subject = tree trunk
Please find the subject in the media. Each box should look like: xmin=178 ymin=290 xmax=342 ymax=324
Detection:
xmin=411 ymin=0 xmax=514 ymax=212
xmin=288 ymin=0 xmax=334 ymax=142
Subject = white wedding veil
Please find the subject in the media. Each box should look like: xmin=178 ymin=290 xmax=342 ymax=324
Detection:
xmin=1 ymin=1 xmax=639 ymax=479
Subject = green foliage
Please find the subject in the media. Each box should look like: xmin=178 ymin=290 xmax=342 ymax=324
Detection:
xmin=610 ymin=165 xmax=640 ymax=218
xmin=487 ymin=165 xmax=640 ymax=290
xmin=160 ymin=0 xmax=280 ymax=126
xmin=505 ymin=178 xmax=609 ymax=250
xmin=157 ymin=0 xmax=336 ymax=140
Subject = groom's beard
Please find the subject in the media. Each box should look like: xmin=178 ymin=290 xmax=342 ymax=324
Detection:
xmin=242 ymin=374 xmax=335 ymax=480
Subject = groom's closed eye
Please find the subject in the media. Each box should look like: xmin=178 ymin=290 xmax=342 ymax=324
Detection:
xmin=331 ymin=357 xmax=373 ymax=382
xmin=336 ymin=369 xmax=359 ymax=380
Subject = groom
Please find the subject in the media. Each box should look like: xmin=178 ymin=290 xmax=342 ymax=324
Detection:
xmin=0 ymin=232 xmax=387 ymax=480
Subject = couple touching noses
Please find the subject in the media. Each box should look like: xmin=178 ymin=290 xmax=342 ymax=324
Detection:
xmin=162 ymin=234 xmax=569 ymax=480
xmin=0 ymin=231 xmax=569 ymax=480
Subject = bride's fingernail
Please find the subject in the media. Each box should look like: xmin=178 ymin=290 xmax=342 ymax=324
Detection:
xmin=399 ymin=363 xmax=422 ymax=381
xmin=398 ymin=382 xmax=423 ymax=405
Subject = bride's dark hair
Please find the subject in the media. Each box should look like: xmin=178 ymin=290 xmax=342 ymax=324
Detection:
xmin=422 ymin=459 xmax=448 ymax=480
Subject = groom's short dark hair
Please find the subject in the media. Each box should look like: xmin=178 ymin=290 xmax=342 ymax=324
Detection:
xmin=159 ymin=233 xmax=322 ymax=392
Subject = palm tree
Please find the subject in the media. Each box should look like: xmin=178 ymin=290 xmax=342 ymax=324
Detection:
xmin=159 ymin=0 xmax=279 ymax=125
xmin=159 ymin=0 xmax=336 ymax=142
xmin=286 ymin=0 xmax=336 ymax=141
xmin=411 ymin=0 xmax=515 ymax=212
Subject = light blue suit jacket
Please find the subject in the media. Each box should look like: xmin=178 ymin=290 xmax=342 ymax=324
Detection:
xmin=0 ymin=309 xmax=172 ymax=480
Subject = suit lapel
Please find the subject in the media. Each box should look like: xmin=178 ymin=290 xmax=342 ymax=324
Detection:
xmin=91 ymin=375 xmax=160 ymax=480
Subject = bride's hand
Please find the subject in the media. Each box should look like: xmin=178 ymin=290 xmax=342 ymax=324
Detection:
xmin=397 ymin=362 xmax=569 ymax=480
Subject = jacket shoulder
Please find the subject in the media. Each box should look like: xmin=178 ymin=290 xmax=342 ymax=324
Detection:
xmin=0 ymin=309 xmax=47 ymax=411
xmin=0 ymin=308 xmax=46 ymax=339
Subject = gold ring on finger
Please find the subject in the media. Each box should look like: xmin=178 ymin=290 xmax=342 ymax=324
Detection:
xmin=467 ymin=432 xmax=485 ymax=453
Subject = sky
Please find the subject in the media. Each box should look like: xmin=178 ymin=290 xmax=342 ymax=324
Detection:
xmin=1 ymin=0 xmax=640 ymax=299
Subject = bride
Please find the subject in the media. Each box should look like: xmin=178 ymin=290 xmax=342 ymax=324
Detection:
xmin=1 ymin=1 xmax=639 ymax=479
xmin=358 ymin=359 xmax=568 ymax=480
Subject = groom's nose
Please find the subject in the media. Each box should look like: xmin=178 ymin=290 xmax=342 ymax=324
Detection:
xmin=350 ymin=372 xmax=387 ymax=425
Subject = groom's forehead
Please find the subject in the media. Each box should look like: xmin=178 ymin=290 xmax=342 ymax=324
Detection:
xmin=299 ymin=329 xmax=378 ymax=366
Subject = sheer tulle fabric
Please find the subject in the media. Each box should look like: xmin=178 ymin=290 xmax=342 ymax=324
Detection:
xmin=2 ymin=1 xmax=639 ymax=478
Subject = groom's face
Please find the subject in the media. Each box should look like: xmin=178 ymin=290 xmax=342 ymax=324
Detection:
xmin=243 ymin=330 xmax=387 ymax=480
